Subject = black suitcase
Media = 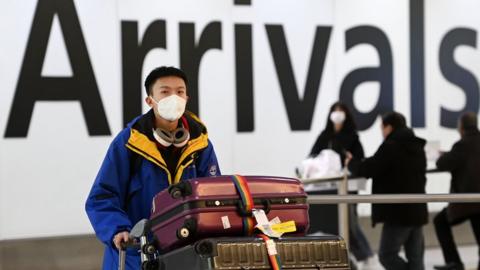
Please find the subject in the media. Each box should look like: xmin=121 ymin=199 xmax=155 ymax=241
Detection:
xmin=157 ymin=236 xmax=350 ymax=270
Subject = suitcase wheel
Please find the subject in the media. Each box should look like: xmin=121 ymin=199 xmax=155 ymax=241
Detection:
xmin=170 ymin=187 xmax=183 ymax=199
xmin=142 ymin=243 xmax=157 ymax=255
xmin=168 ymin=181 xmax=192 ymax=199
xmin=141 ymin=260 xmax=158 ymax=270
xmin=195 ymin=240 xmax=214 ymax=256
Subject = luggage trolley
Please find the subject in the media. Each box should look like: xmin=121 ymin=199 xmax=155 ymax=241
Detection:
xmin=119 ymin=175 xmax=351 ymax=269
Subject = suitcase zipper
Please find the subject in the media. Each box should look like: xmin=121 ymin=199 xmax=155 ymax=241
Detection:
xmin=150 ymin=196 xmax=307 ymax=228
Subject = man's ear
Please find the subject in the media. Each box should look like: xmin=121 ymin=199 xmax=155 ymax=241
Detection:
xmin=145 ymin=96 xmax=154 ymax=108
xmin=387 ymin=125 xmax=394 ymax=134
xmin=458 ymin=125 xmax=464 ymax=137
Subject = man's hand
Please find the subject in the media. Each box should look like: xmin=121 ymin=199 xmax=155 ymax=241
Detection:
xmin=344 ymin=151 xmax=353 ymax=167
xmin=113 ymin=231 xmax=130 ymax=250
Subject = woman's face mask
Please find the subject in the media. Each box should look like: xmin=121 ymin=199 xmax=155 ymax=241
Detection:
xmin=330 ymin=111 xmax=346 ymax=124
xmin=151 ymin=95 xmax=187 ymax=121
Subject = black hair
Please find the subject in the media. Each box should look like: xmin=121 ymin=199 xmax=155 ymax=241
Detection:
xmin=381 ymin=111 xmax=407 ymax=130
xmin=324 ymin=101 xmax=357 ymax=133
xmin=144 ymin=66 xmax=189 ymax=95
xmin=460 ymin=112 xmax=478 ymax=131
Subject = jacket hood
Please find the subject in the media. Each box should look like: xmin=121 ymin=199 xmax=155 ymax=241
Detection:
xmin=463 ymin=129 xmax=480 ymax=138
xmin=387 ymin=127 xmax=426 ymax=153
xmin=125 ymin=109 xmax=210 ymax=185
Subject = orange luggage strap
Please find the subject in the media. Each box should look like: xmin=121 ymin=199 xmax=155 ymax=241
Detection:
xmin=258 ymin=234 xmax=282 ymax=270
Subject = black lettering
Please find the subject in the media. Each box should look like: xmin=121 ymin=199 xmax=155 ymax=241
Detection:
xmin=234 ymin=0 xmax=251 ymax=5
xmin=121 ymin=20 xmax=166 ymax=126
xmin=410 ymin=0 xmax=425 ymax=127
xmin=439 ymin=28 xmax=479 ymax=128
xmin=4 ymin=0 xmax=110 ymax=138
xmin=265 ymin=25 xmax=332 ymax=131
xmin=235 ymin=24 xmax=254 ymax=132
xmin=340 ymin=26 xmax=394 ymax=130
xmin=180 ymin=22 xmax=222 ymax=115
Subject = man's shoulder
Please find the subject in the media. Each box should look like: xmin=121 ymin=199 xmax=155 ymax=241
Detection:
xmin=109 ymin=126 xmax=132 ymax=148
xmin=375 ymin=138 xmax=408 ymax=158
xmin=380 ymin=138 xmax=398 ymax=149
xmin=110 ymin=114 xmax=147 ymax=146
xmin=184 ymin=111 xmax=208 ymax=138
xmin=462 ymin=132 xmax=480 ymax=144
xmin=451 ymin=137 xmax=470 ymax=151
xmin=184 ymin=111 xmax=206 ymax=127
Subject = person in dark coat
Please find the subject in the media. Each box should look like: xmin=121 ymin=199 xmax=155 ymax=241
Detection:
xmin=433 ymin=112 xmax=480 ymax=270
xmin=348 ymin=111 xmax=428 ymax=270
xmin=310 ymin=102 xmax=376 ymax=265
xmin=310 ymin=102 xmax=363 ymax=162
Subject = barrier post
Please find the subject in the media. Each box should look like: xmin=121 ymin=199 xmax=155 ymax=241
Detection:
xmin=338 ymin=169 xmax=349 ymax=248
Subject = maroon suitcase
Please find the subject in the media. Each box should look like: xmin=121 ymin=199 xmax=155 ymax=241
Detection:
xmin=149 ymin=175 xmax=309 ymax=253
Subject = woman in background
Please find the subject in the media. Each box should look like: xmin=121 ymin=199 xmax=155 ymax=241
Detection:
xmin=310 ymin=101 xmax=376 ymax=268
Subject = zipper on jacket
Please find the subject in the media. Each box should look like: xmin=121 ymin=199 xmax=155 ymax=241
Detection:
xmin=174 ymin=158 xmax=195 ymax=184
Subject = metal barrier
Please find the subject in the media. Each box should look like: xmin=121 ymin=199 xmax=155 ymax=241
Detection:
xmin=308 ymin=193 xmax=480 ymax=204
xmin=303 ymin=171 xmax=480 ymax=248
xmin=301 ymin=169 xmax=443 ymax=184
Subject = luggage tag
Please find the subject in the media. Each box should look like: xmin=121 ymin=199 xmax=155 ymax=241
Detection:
xmin=270 ymin=216 xmax=281 ymax=225
xmin=271 ymin=221 xmax=297 ymax=234
xmin=253 ymin=210 xmax=297 ymax=237
xmin=253 ymin=209 xmax=282 ymax=238
xmin=269 ymin=216 xmax=297 ymax=235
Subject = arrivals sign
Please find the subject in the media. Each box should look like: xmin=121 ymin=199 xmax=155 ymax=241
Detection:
xmin=0 ymin=0 xmax=478 ymax=239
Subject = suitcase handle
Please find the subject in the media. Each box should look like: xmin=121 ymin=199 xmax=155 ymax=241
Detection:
xmin=118 ymin=248 xmax=126 ymax=270
xmin=237 ymin=199 xmax=271 ymax=216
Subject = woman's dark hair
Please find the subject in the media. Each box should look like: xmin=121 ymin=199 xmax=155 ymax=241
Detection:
xmin=381 ymin=111 xmax=407 ymax=130
xmin=144 ymin=66 xmax=189 ymax=95
xmin=324 ymin=101 xmax=357 ymax=133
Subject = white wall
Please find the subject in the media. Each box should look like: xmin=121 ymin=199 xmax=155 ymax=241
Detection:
xmin=1 ymin=0 xmax=479 ymax=240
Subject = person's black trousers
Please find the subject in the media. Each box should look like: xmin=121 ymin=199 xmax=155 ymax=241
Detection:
xmin=433 ymin=208 xmax=480 ymax=267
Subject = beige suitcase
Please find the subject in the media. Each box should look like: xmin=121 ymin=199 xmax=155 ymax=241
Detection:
xmin=157 ymin=236 xmax=350 ymax=270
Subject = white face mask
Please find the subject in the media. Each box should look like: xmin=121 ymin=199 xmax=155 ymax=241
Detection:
xmin=330 ymin=111 xmax=346 ymax=124
xmin=151 ymin=95 xmax=186 ymax=121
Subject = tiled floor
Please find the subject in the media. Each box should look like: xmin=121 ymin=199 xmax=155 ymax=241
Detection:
xmin=1 ymin=235 xmax=477 ymax=269
xmin=426 ymin=245 xmax=478 ymax=269
xmin=355 ymin=245 xmax=478 ymax=270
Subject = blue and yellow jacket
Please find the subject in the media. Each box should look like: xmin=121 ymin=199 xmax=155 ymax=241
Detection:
xmin=85 ymin=110 xmax=221 ymax=270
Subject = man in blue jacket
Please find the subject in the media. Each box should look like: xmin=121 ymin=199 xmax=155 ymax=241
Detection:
xmin=85 ymin=66 xmax=221 ymax=269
